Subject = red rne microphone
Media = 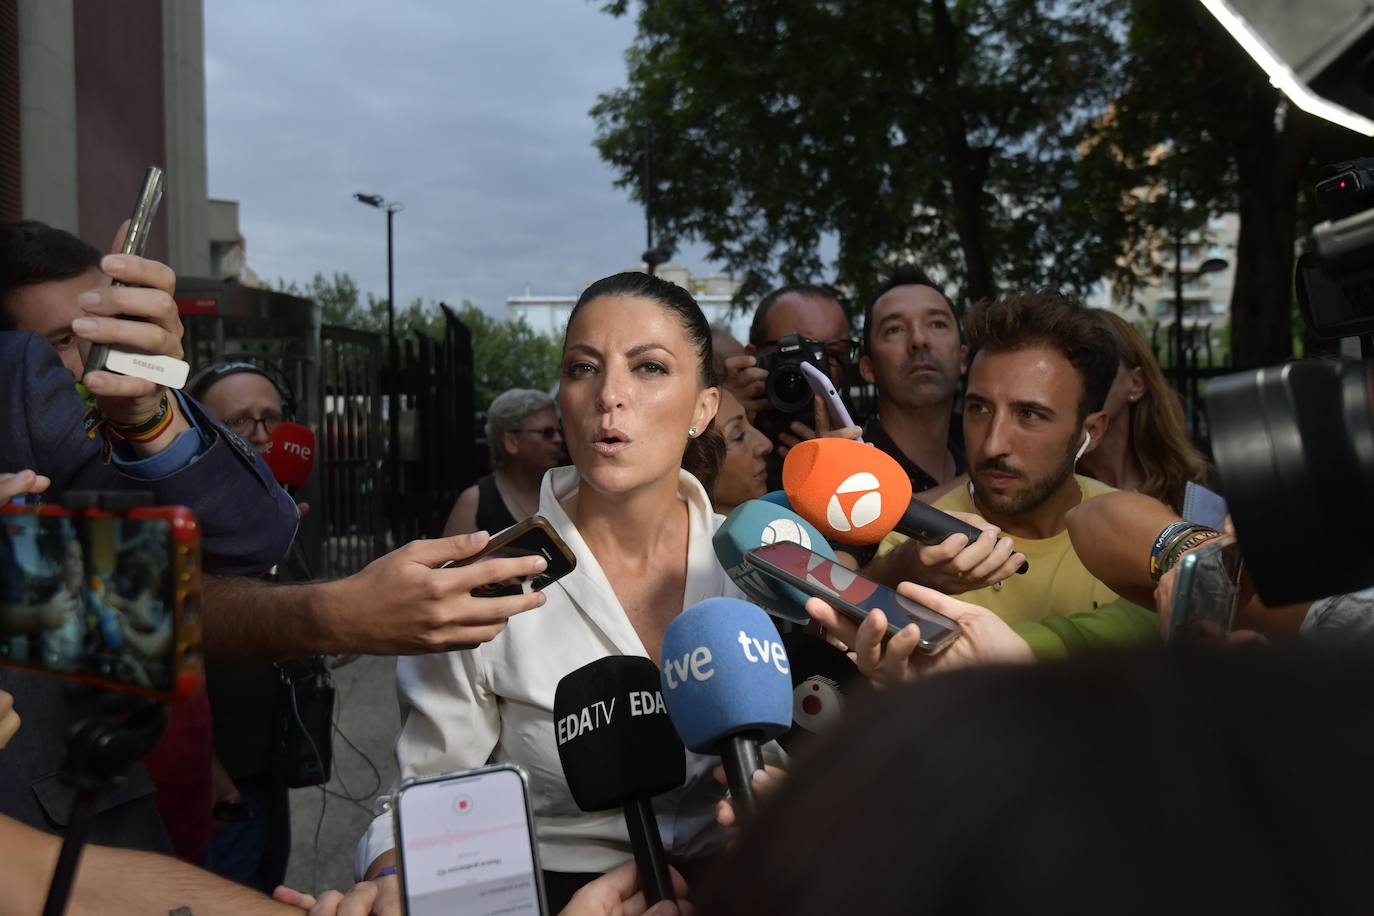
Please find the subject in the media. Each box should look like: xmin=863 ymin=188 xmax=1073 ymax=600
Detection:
xmin=263 ymin=422 xmax=316 ymax=490
xmin=783 ymin=439 xmax=1029 ymax=573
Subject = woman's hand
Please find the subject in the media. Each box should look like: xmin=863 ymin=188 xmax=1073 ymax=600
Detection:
xmin=0 ymin=470 xmax=51 ymax=502
xmin=806 ymin=582 xmax=1032 ymax=689
xmin=0 ymin=691 xmax=20 ymax=750
xmin=712 ymin=764 xmax=785 ymax=829
xmin=561 ymin=860 xmax=693 ymax=916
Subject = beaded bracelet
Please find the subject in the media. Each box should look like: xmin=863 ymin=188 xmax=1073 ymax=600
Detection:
xmin=1161 ymin=527 xmax=1221 ymax=578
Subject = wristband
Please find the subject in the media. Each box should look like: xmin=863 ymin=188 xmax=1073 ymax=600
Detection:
xmin=1150 ymin=522 xmax=1195 ymax=583
xmin=107 ymin=392 xmax=174 ymax=443
xmin=1161 ymin=528 xmax=1221 ymax=578
xmin=374 ymin=866 xmax=399 ymax=879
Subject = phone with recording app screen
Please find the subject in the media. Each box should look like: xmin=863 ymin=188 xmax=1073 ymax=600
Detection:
xmin=393 ymin=764 xmax=549 ymax=916
xmin=1168 ymin=536 xmax=1245 ymax=647
xmin=440 ymin=515 xmax=576 ymax=598
xmin=744 ymin=541 xmax=962 ymax=654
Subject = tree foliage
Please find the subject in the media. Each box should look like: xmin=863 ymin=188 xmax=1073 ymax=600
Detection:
xmin=275 ymin=272 xmax=562 ymax=410
xmin=593 ymin=0 xmax=1125 ymax=308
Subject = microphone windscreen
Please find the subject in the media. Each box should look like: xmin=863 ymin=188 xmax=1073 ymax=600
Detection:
xmin=759 ymin=490 xmax=792 ymax=509
xmin=713 ymin=501 xmax=837 ymax=623
xmin=263 ymin=422 xmax=316 ymax=489
xmin=782 ymin=438 xmax=912 ymax=546
xmin=659 ymin=598 xmax=793 ymax=753
xmin=554 ymin=656 xmax=685 ymax=811
xmin=777 ymin=631 xmax=869 ymax=755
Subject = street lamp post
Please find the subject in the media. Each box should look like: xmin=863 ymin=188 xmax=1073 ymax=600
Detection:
xmin=354 ymin=192 xmax=404 ymax=511
xmin=1170 ymin=235 xmax=1228 ymax=388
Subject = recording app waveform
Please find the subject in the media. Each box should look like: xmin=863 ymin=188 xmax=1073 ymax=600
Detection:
xmin=409 ymin=821 xmax=526 ymax=852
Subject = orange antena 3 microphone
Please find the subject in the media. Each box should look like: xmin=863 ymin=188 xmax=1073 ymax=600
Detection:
xmin=782 ymin=439 xmax=1029 ymax=574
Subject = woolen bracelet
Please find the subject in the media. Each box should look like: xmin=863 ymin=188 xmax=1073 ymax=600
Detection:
xmin=106 ymin=392 xmax=171 ymax=439
xmin=1150 ymin=522 xmax=1195 ymax=583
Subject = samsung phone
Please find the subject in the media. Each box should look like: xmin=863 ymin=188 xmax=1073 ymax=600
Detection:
xmin=745 ymin=541 xmax=962 ymax=654
xmin=1168 ymin=536 xmax=1245 ymax=647
xmin=798 ymin=361 xmax=859 ymax=433
xmin=393 ymin=764 xmax=548 ymax=916
xmin=0 ymin=502 xmax=203 ymax=701
xmin=443 ymin=516 xmax=577 ymax=598
xmin=82 ymin=165 xmax=190 ymax=389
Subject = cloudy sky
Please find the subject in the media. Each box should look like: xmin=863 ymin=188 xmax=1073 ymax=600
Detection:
xmin=204 ymin=0 xmax=714 ymax=316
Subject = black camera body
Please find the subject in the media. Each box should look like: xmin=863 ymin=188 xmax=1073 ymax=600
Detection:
xmin=757 ymin=334 xmax=830 ymax=415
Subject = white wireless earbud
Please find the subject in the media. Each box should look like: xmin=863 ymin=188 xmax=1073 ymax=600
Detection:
xmin=1074 ymin=431 xmax=1092 ymax=462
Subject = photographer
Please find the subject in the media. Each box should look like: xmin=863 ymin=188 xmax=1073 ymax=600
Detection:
xmin=721 ymin=284 xmax=861 ymax=486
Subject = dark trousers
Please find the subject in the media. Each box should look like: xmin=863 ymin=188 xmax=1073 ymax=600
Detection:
xmin=205 ymin=775 xmax=291 ymax=894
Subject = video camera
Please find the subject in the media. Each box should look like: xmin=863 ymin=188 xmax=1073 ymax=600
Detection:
xmin=1205 ymin=161 xmax=1374 ymax=606
xmin=757 ymin=334 xmax=832 ymax=415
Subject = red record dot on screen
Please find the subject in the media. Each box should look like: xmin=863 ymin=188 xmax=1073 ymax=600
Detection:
xmin=453 ymin=795 xmax=473 ymax=814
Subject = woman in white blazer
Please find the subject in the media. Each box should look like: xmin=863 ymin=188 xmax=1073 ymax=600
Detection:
xmin=359 ymin=271 xmax=750 ymax=912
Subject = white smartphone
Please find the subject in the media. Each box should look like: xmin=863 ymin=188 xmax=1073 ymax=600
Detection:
xmin=798 ymin=361 xmax=860 ymax=434
xmin=393 ymin=764 xmax=549 ymax=916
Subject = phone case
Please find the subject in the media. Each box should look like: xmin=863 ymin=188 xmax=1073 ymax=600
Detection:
xmin=743 ymin=543 xmax=961 ymax=654
xmin=392 ymin=764 xmax=549 ymax=916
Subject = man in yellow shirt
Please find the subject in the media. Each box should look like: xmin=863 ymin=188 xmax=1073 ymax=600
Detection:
xmin=865 ymin=290 xmax=1156 ymax=656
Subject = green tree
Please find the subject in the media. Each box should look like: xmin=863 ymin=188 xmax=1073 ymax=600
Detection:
xmin=593 ymin=0 xmax=1124 ymax=307
xmin=274 ymin=273 xmax=561 ymax=410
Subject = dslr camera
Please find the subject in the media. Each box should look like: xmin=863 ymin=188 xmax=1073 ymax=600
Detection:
xmin=757 ymin=334 xmax=831 ymax=415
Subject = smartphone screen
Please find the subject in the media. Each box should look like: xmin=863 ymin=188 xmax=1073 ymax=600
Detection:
xmin=446 ymin=517 xmax=576 ymax=598
xmin=745 ymin=542 xmax=962 ymax=654
xmin=395 ymin=765 xmax=547 ymax=916
xmin=1168 ymin=537 xmax=1245 ymax=647
xmin=0 ymin=511 xmax=179 ymax=694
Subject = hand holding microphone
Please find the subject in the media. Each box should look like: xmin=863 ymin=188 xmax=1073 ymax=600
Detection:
xmin=658 ymin=598 xmax=793 ymax=826
xmin=555 ymin=656 xmax=686 ymax=906
xmin=783 ymin=438 xmax=1027 ymax=593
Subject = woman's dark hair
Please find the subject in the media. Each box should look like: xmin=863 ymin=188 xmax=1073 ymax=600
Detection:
xmin=698 ymin=647 xmax=1374 ymax=915
xmin=566 ymin=271 xmax=722 ymax=486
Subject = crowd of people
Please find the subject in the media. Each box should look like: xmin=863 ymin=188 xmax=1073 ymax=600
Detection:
xmin=0 ymin=213 xmax=1371 ymax=916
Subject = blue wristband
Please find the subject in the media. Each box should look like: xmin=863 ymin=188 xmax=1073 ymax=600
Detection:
xmin=374 ymin=866 xmax=399 ymax=879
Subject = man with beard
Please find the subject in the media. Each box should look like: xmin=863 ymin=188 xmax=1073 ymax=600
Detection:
xmin=858 ymin=266 xmax=966 ymax=492
xmin=867 ymin=290 xmax=1155 ymax=645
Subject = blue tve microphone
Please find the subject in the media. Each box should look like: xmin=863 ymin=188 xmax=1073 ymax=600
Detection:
xmin=659 ymin=597 xmax=793 ymax=824
xmin=713 ymin=500 xmax=838 ymax=623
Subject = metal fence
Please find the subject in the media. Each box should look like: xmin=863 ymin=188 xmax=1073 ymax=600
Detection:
xmin=319 ymin=324 xmax=386 ymax=578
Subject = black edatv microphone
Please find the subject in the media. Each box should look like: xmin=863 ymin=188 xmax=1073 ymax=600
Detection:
xmin=555 ymin=656 xmax=685 ymax=906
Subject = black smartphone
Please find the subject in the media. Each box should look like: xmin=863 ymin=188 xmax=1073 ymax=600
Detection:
xmin=744 ymin=542 xmax=962 ymax=655
xmin=393 ymin=764 xmax=549 ymax=916
xmin=0 ymin=502 xmax=203 ymax=701
xmin=442 ymin=516 xmax=576 ymax=598
xmin=1168 ymin=536 xmax=1245 ymax=647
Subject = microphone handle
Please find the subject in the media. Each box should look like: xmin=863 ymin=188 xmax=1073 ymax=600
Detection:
xmin=621 ymin=797 xmax=675 ymax=904
xmin=897 ymin=500 xmax=1029 ymax=575
xmin=721 ymin=733 xmax=763 ymax=825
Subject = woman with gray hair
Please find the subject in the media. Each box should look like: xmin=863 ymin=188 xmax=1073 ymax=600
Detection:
xmin=443 ymin=388 xmax=564 ymax=536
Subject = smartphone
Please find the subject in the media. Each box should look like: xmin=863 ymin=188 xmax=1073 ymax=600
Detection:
xmin=393 ymin=764 xmax=549 ymax=916
xmin=442 ymin=516 xmax=576 ymax=598
xmin=1168 ymin=536 xmax=1245 ymax=647
xmin=744 ymin=541 xmax=962 ymax=654
xmin=82 ymin=165 xmax=190 ymax=389
xmin=0 ymin=502 xmax=203 ymax=701
xmin=798 ymin=361 xmax=859 ymax=433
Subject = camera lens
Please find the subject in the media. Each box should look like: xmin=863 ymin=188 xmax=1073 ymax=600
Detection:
xmin=769 ymin=366 xmax=813 ymax=414
xmin=1206 ymin=359 xmax=1374 ymax=605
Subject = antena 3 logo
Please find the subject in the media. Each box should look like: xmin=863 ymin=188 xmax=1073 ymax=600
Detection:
xmin=826 ymin=473 xmax=882 ymax=532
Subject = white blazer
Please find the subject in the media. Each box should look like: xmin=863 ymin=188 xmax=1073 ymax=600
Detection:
xmin=357 ymin=466 xmax=751 ymax=876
